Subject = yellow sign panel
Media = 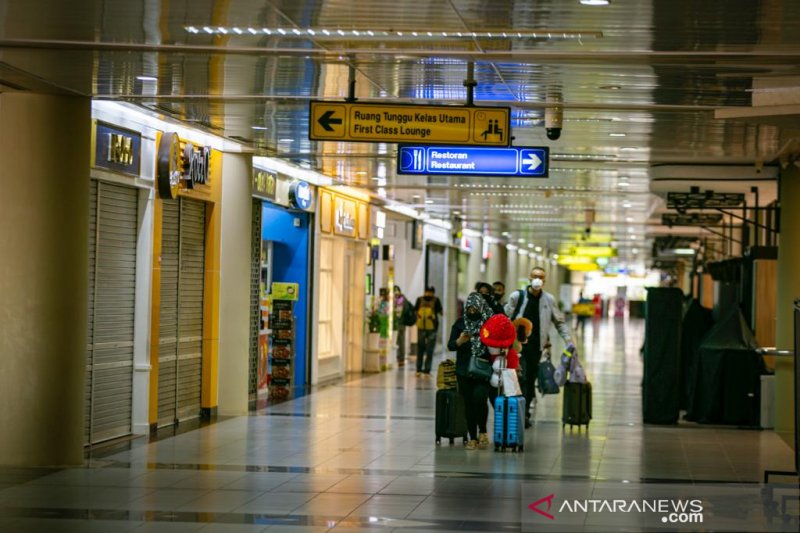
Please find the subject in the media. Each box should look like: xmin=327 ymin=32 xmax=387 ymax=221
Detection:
xmin=309 ymin=101 xmax=510 ymax=146
xmin=573 ymin=246 xmax=617 ymax=258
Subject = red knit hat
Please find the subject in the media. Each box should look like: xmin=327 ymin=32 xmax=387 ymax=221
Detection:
xmin=480 ymin=314 xmax=517 ymax=349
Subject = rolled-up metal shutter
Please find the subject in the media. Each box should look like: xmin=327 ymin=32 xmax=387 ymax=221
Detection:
xmin=157 ymin=200 xmax=180 ymax=427
xmin=248 ymin=200 xmax=262 ymax=400
xmin=177 ymin=198 xmax=205 ymax=421
xmin=157 ymin=198 xmax=205 ymax=426
xmin=85 ymin=180 xmax=138 ymax=444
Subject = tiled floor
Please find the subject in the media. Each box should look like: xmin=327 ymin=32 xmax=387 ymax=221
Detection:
xmin=0 ymin=318 xmax=795 ymax=531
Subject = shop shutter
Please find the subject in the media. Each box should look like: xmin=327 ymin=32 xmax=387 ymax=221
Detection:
xmin=176 ymin=198 xmax=205 ymax=421
xmin=157 ymin=200 xmax=180 ymax=426
xmin=157 ymin=198 xmax=206 ymax=426
xmin=85 ymin=180 xmax=138 ymax=444
xmin=248 ymin=200 xmax=262 ymax=399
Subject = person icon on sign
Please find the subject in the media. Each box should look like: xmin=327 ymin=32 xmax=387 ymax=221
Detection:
xmin=480 ymin=119 xmax=504 ymax=142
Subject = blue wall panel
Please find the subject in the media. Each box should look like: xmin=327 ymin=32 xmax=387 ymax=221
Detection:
xmin=261 ymin=202 xmax=310 ymax=388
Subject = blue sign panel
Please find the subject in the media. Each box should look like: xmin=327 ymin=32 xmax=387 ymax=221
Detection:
xmin=397 ymin=145 xmax=549 ymax=177
xmin=289 ymin=180 xmax=314 ymax=211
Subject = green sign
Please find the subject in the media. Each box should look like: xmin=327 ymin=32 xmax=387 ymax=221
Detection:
xmin=272 ymin=282 xmax=299 ymax=301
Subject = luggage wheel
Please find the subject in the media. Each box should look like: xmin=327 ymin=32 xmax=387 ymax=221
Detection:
xmin=494 ymin=444 xmax=501 ymax=452
xmin=463 ymin=437 xmax=468 ymax=445
xmin=518 ymin=445 xmax=524 ymax=452
xmin=449 ymin=438 xmax=455 ymax=446
xmin=435 ymin=436 xmax=441 ymax=446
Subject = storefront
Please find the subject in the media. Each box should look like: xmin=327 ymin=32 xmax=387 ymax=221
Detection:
xmin=250 ymin=170 xmax=313 ymax=404
xmin=84 ymin=121 xmax=150 ymax=445
xmin=149 ymin=131 xmax=222 ymax=428
xmin=423 ymin=222 xmax=459 ymax=349
xmin=312 ymin=188 xmax=370 ymax=381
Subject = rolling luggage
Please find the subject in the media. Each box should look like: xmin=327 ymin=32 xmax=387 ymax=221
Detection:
xmin=493 ymin=394 xmax=526 ymax=452
xmin=562 ymin=381 xmax=592 ymax=430
xmin=435 ymin=388 xmax=468 ymax=445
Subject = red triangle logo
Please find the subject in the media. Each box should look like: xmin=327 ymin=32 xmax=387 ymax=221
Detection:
xmin=528 ymin=493 xmax=556 ymax=520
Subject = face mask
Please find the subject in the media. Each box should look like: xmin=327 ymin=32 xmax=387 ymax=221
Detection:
xmin=530 ymin=278 xmax=544 ymax=290
xmin=482 ymin=293 xmax=493 ymax=304
xmin=494 ymin=292 xmax=503 ymax=301
xmin=466 ymin=310 xmax=481 ymax=321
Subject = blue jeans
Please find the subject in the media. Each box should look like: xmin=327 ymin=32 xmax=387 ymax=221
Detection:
xmin=416 ymin=330 xmax=436 ymax=373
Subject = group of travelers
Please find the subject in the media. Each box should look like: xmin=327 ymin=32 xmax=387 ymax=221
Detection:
xmin=394 ymin=267 xmax=574 ymax=450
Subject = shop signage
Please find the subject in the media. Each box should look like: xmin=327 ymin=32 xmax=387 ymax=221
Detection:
xmin=252 ymin=169 xmax=277 ymax=201
xmin=397 ymin=145 xmax=549 ymax=177
xmin=271 ymin=282 xmax=299 ymax=301
xmin=156 ymin=132 xmax=182 ymax=200
xmin=94 ymin=122 xmax=141 ymax=176
xmin=289 ymin=180 xmax=313 ymax=211
xmin=157 ymin=132 xmax=212 ymax=199
xmin=309 ymin=101 xmax=510 ymax=146
xmin=183 ymin=142 xmax=210 ymax=188
xmin=334 ymin=196 xmax=357 ymax=237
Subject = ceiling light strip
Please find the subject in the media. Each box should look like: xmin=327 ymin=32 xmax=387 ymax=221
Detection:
xmin=184 ymin=26 xmax=602 ymax=41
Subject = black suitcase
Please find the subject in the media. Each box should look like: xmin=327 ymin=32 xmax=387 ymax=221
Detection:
xmin=562 ymin=381 xmax=592 ymax=430
xmin=435 ymin=388 xmax=468 ymax=445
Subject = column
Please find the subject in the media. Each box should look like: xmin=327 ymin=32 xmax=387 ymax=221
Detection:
xmin=775 ymin=164 xmax=799 ymax=447
xmin=466 ymin=236 xmax=483 ymax=293
xmin=0 ymin=93 xmax=91 ymax=466
xmin=217 ymin=153 xmax=253 ymax=415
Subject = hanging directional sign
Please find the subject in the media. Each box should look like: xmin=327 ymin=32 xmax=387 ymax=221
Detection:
xmin=309 ymin=101 xmax=510 ymax=146
xmin=397 ymin=145 xmax=549 ymax=177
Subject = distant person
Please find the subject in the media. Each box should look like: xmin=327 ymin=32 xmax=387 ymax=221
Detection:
xmin=505 ymin=267 xmax=574 ymax=428
xmin=448 ymin=292 xmax=494 ymax=450
xmin=393 ymin=286 xmax=412 ymax=367
xmin=492 ymin=281 xmax=506 ymax=308
xmin=476 ymin=281 xmax=503 ymax=315
xmin=574 ymin=290 xmax=591 ymax=335
xmin=415 ymin=286 xmax=443 ymax=377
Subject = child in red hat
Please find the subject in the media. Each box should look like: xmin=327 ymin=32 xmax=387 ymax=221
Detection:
xmin=480 ymin=315 xmax=521 ymax=390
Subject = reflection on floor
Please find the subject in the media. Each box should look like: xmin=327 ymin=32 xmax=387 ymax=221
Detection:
xmin=0 ymin=318 xmax=794 ymax=531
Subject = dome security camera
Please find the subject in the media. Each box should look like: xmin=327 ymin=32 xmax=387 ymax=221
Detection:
xmin=545 ymin=94 xmax=563 ymax=141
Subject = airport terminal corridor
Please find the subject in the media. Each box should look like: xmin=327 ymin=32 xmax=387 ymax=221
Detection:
xmin=0 ymin=319 xmax=793 ymax=532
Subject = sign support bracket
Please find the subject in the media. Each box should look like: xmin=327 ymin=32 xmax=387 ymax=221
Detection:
xmin=463 ymin=62 xmax=477 ymax=107
xmin=346 ymin=61 xmax=357 ymax=103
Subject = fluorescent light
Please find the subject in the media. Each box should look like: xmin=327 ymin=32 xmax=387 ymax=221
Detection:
xmin=672 ymin=248 xmax=696 ymax=255
xmin=534 ymin=246 xmax=543 ymax=252
xmin=618 ymin=181 xmax=631 ymax=187
xmin=425 ymin=199 xmax=434 ymax=204
xmin=251 ymin=125 xmax=268 ymax=130
xmin=609 ymin=133 xmax=627 ymax=137
xmin=625 ymin=217 xmax=633 ymax=222
xmin=278 ymin=138 xmax=294 ymax=142
xmin=580 ymin=0 xmax=610 ymax=5
xmin=136 ymin=75 xmax=158 ymax=82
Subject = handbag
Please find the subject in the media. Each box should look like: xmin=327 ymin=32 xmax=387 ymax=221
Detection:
xmin=537 ymin=359 xmax=560 ymax=395
xmin=467 ymin=354 xmax=493 ymax=382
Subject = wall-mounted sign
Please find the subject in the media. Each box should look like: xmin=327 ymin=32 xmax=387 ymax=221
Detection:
xmin=94 ymin=122 xmax=141 ymax=176
xmin=252 ymin=169 xmax=277 ymax=201
xmin=156 ymin=132 xmax=181 ymax=200
xmin=271 ymin=282 xmax=299 ymax=301
xmin=411 ymin=220 xmax=424 ymax=250
xmin=183 ymin=142 xmax=210 ymax=189
xmin=334 ymin=196 xmax=357 ymax=237
xmin=289 ymin=180 xmax=313 ymax=211
xmin=157 ymin=132 xmax=213 ymax=199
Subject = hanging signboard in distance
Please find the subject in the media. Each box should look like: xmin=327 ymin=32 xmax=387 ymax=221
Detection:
xmin=397 ymin=145 xmax=549 ymax=177
xmin=309 ymin=101 xmax=510 ymax=146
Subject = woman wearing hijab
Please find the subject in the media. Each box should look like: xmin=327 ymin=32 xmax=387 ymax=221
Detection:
xmin=447 ymin=292 xmax=494 ymax=450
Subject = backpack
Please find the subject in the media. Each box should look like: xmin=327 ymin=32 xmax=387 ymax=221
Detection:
xmin=401 ymin=300 xmax=417 ymax=327
xmin=416 ymin=299 xmax=438 ymax=331
xmin=512 ymin=289 xmax=525 ymax=319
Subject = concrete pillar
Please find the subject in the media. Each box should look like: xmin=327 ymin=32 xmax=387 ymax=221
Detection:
xmin=775 ymin=165 xmax=799 ymax=448
xmin=466 ymin=237 xmax=483 ymax=293
xmin=0 ymin=93 xmax=90 ymax=466
xmin=486 ymin=242 xmax=503 ymax=284
xmin=217 ymin=153 xmax=253 ymax=416
xmin=506 ymin=247 xmax=518 ymax=291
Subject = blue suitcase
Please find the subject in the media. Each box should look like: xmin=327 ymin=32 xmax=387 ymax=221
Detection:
xmin=493 ymin=395 xmax=526 ymax=452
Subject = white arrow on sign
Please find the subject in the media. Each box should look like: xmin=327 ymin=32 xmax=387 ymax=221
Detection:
xmin=522 ymin=152 xmax=542 ymax=171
